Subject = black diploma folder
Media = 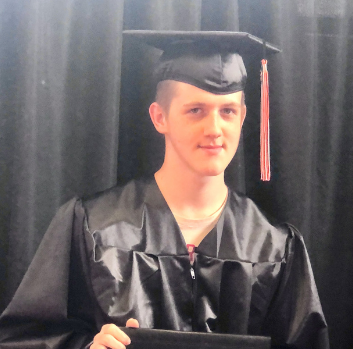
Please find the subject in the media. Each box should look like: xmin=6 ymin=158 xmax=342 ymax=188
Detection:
xmin=121 ymin=328 xmax=271 ymax=349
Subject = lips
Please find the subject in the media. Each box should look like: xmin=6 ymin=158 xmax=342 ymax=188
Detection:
xmin=200 ymin=145 xmax=223 ymax=149
xmin=198 ymin=144 xmax=223 ymax=155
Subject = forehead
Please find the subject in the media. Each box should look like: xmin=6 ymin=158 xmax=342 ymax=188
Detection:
xmin=171 ymin=81 xmax=243 ymax=104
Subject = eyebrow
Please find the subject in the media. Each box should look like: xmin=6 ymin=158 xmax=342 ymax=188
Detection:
xmin=182 ymin=102 xmax=206 ymax=107
xmin=220 ymin=102 xmax=242 ymax=108
xmin=182 ymin=102 xmax=242 ymax=108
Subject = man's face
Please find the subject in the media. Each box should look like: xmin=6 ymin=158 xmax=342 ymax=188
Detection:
xmin=153 ymin=81 xmax=246 ymax=177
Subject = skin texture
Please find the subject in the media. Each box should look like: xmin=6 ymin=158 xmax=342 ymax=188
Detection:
xmin=91 ymin=81 xmax=246 ymax=348
xmin=90 ymin=319 xmax=139 ymax=349
xmin=151 ymin=82 xmax=246 ymax=178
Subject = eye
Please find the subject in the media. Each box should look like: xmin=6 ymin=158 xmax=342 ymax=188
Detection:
xmin=189 ymin=107 xmax=202 ymax=114
xmin=221 ymin=108 xmax=236 ymax=115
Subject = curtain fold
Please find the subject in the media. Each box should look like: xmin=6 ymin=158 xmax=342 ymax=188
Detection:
xmin=0 ymin=0 xmax=125 ymax=308
xmin=237 ymin=1 xmax=353 ymax=348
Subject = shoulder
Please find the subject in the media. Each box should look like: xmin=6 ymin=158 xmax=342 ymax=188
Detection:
xmin=225 ymin=189 xmax=301 ymax=262
xmin=81 ymin=178 xmax=153 ymax=232
xmin=227 ymin=189 xmax=287 ymax=234
xmin=227 ymin=190 xmax=279 ymax=226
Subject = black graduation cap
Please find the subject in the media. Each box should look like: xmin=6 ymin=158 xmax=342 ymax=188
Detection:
xmin=123 ymin=30 xmax=281 ymax=181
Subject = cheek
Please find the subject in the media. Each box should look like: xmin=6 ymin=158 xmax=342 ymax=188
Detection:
xmin=171 ymin=123 xmax=198 ymax=145
xmin=225 ymin=122 xmax=242 ymax=140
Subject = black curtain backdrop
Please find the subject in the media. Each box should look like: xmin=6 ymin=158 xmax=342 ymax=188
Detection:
xmin=0 ymin=1 xmax=352 ymax=348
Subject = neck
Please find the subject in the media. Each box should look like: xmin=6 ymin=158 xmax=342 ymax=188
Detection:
xmin=155 ymin=161 xmax=228 ymax=220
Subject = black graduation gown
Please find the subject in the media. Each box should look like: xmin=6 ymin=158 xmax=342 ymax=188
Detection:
xmin=0 ymin=178 xmax=329 ymax=349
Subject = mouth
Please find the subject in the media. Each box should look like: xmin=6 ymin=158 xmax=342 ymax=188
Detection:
xmin=198 ymin=144 xmax=223 ymax=155
xmin=200 ymin=145 xmax=223 ymax=149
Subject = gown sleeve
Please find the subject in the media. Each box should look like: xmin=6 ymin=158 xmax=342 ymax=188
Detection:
xmin=0 ymin=198 xmax=96 ymax=349
xmin=264 ymin=224 xmax=330 ymax=349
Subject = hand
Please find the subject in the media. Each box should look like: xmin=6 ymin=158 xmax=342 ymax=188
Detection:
xmin=90 ymin=318 xmax=139 ymax=349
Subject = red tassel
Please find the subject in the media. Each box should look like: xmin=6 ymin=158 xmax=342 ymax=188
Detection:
xmin=260 ymin=59 xmax=270 ymax=181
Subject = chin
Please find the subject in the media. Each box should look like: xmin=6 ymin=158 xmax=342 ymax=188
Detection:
xmin=198 ymin=166 xmax=226 ymax=177
xmin=203 ymin=158 xmax=232 ymax=176
xmin=186 ymin=158 xmax=230 ymax=177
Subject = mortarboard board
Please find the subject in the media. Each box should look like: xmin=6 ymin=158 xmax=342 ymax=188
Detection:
xmin=123 ymin=30 xmax=281 ymax=181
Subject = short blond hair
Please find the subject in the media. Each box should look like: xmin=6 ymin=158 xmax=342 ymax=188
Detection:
xmin=155 ymin=80 xmax=179 ymax=113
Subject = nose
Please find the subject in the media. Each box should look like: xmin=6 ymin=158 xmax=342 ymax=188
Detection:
xmin=203 ymin=111 xmax=222 ymax=138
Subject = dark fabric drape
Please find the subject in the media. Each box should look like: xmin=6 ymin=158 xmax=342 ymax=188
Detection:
xmin=1 ymin=1 xmax=352 ymax=348
xmin=0 ymin=0 xmax=124 ymax=308
xmin=236 ymin=2 xmax=353 ymax=348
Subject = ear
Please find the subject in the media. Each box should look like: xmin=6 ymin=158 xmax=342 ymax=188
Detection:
xmin=149 ymin=102 xmax=168 ymax=134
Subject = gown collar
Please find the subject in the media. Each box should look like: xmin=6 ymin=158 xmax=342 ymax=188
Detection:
xmin=143 ymin=177 xmax=229 ymax=258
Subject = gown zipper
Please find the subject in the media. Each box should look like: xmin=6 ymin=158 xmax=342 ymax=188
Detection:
xmin=187 ymin=244 xmax=197 ymax=330
xmin=190 ymin=264 xmax=196 ymax=331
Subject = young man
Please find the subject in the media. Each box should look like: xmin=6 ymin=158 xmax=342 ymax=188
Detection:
xmin=0 ymin=31 xmax=329 ymax=349
xmin=92 ymin=79 xmax=247 ymax=349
